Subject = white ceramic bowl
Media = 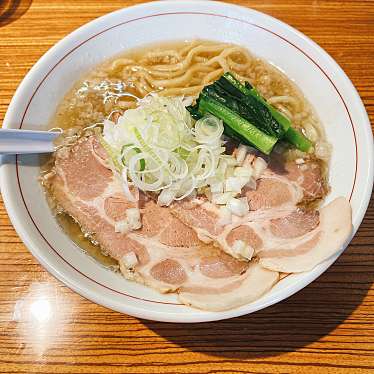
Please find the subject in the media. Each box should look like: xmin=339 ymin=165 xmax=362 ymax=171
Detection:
xmin=1 ymin=0 xmax=373 ymax=323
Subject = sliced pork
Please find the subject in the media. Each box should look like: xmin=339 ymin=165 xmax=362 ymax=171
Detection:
xmin=259 ymin=197 xmax=352 ymax=272
xmin=244 ymin=158 xmax=326 ymax=210
xmin=171 ymin=156 xmax=352 ymax=271
xmin=49 ymin=135 xmax=279 ymax=311
xmin=179 ymin=262 xmax=278 ymax=311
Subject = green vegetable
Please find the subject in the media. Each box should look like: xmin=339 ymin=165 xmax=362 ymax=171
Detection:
xmin=217 ymin=73 xmax=289 ymax=137
xmin=198 ymin=92 xmax=277 ymax=155
xmin=186 ymin=101 xmax=202 ymax=120
xmin=203 ymin=84 xmax=286 ymax=138
xmin=220 ymin=72 xmax=312 ymax=152
xmin=222 ymin=124 xmax=249 ymax=144
xmin=284 ymin=126 xmax=313 ymax=153
xmin=188 ymin=72 xmax=313 ymax=153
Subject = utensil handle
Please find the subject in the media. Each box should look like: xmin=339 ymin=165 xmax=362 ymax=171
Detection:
xmin=0 ymin=129 xmax=59 ymax=155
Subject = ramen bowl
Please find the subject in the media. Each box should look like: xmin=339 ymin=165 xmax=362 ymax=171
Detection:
xmin=1 ymin=0 xmax=373 ymax=322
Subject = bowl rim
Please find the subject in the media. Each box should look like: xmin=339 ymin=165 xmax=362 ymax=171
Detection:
xmin=1 ymin=0 xmax=373 ymax=322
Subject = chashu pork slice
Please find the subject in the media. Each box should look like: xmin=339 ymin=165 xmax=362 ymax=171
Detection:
xmin=259 ymin=197 xmax=352 ymax=272
xmin=171 ymin=158 xmax=325 ymax=260
xmin=48 ymin=135 xmax=278 ymax=311
xmin=171 ymin=157 xmax=352 ymax=271
xmin=171 ymin=156 xmax=325 ymax=254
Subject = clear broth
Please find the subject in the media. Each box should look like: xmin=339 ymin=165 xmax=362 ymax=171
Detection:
xmin=56 ymin=213 xmax=118 ymax=268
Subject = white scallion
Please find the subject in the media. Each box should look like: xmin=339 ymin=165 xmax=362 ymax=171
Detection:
xmin=234 ymin=166 xmax=253 ymax=179
xmin=232 ymin=240 xmax=254 ymax=259
xmin=120 ymin=252 xmax=138 ymax=269
xmin=225 ymin=177 xmax=245 ymax=193
xmin=235 ymin=144 xmax=248 ymax=165
xmin=227 ymin=197 xmax=249 ymax=217
xmin=126 ymin=208 xmax=141 ymax=230
xmin=120 ymin=168 xmax=139 ymax=203
xmin=158 ymin=187 xmax=177 ymax=206
xmin=114 ymin=208 xmax=141 ymax=234
xmin=115 ymin=220 xmax=130 ymax=234
xmin=211 ymin=192 xmax=236 ymax=205
xmin=210 ymin=181 xmax=224 ymax=194
xmin=194 ymin=115 xmax=224 ymax=144
xmin=252 ymin=157 xmax=268 ymax=179
xmin=217 ymin=206 xmax=232 ymax=226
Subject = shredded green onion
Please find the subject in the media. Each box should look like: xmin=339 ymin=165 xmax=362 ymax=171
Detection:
xmin=102 ymin=94 xmax=236 ymax=205
xmin=121 ymin=144 xmax=145 ymax=171
xmin=97 ymin=133 xmax=122 ymax=171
